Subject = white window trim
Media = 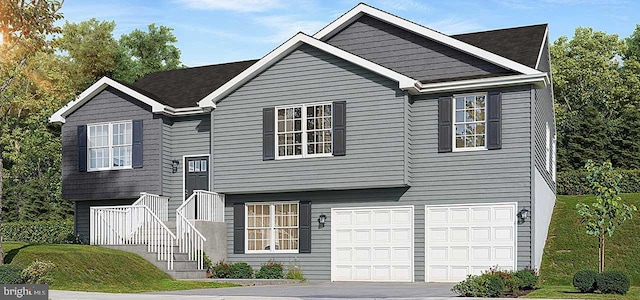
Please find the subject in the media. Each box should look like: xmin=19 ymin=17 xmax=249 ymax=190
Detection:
xmin=545 ymin=122 xmax=551 ymax=172
xmin=245 ymin=201 xmax=300 ymax=254
xmin=87 ymin=120 xmax=133 ymax=172
xmin=552 ymin=134 xmax=557 ymax=182
xmin=274 ymin=102 xmax=334 ymax=160
xmin=452 ymin=92 xmax=488 ymax=152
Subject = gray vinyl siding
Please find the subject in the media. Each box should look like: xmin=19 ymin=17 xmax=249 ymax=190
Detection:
xmin=161 ymin=115 xmax=211 ymax=216
xmin=533 ymin=39 xmax=556 ymax=192
xmin=224 ymin=85 xmax=534 ymax=280
xmin=212 ymin=44 xmax=407 ymax=193
xmin=61 ymin=87 xmax=161 ymax=200
xmin=325 ymin=15 xmax=512 ymax=83
xmin=74 ymin=198 xmax=136 ymax=242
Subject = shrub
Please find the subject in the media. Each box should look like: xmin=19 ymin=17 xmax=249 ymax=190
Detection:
xmin=451 ymin=273 xmax=504 ymax=298
xmin=504 ymin=276 xmax=523 ymax=296
xmin=203 ymin=253 xmax=213 ymax=276
xmin=573 ymin=270 xmax=598 ymax=293
xmin=0 ymin=265 xmax=24 ymax=284
xmin=514 ymin=269 xmax=538 ymax=290
xmin=286 ymin=265 xmax=305 ymax=281
xmin=597 ymin=271 xmax=630 ymax=295
xmin=229 ymin=262 xmax=254 ymax=279
xmin=1 ymin=220 xmax=76 ymax=244
xmin=211 ymin=261 xmax=231 ymax=278
xmin=21 ymin=260 xmax=55 ymax=284
xmin=256 ymin=261 xmax=284 ymax=279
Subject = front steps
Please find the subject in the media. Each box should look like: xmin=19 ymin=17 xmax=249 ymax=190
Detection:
xmin=102 ymin=220 xmax=207 ymax=280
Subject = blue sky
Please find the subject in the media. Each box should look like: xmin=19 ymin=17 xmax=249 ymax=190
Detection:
xmin=59 ymin=0 xmax=639 ymax=67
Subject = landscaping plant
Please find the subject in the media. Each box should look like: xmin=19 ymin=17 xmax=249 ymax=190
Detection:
xmin=576 ymin=160 xmax=636 ymax=272
xmin=596 ymin=270 xmax=630 ymax=295
xmin=572 ymin=269 xmax=598 ymax=293
xmin=211 ymin=261 xmax=231 ymax=278
xmin=256 ymin=261 xmax=284 ymax=279
xmin=21 ymin=260 xmax=55 ymax=284
xmin=513 ymin=268 xmax=538 ymax=290
xmin=0 ymin=265 xmax=24 ymax=284
xmin=228 ymin=262 xmax=254 ymax=279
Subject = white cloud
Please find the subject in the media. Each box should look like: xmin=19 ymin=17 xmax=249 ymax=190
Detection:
xmin=253 ymin=15 xmax=327 ymax=43
xmin=374 ymin=0 xmax=430 ymax=11
xmin=176 ymin=0 xmax=283 ymax=12
xmin=426 ymin=16 xmax=485 ymax=35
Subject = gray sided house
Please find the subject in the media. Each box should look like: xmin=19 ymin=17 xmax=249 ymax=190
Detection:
xmin=50 ymin=3 xmax=556 ymax=282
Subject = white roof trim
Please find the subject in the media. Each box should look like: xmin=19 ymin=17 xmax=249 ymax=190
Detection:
xmin=535 ymin=26 xmax=549 ymax=70
xmin=198 ymin=33 xmax=420 ymax=107
xmin=49 ymin=77 xmax=213 ymax=124
xmin=314 ymin=3 xmax=542 ymax=76
xmin=417 ymin=73 xmax=549 ymax=94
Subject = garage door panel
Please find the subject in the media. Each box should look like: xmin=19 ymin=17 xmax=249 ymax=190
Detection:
xmin=426 ymin=203 xmax=517 ymax=282
xmin=332 ymin=206 xmax=414 ymax=282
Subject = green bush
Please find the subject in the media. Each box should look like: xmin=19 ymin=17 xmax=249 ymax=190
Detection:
xmin=256 ymin=261 xmax=284 ymax=279
xmin=286 ymin=265 xmax=305 ymax=281
xmin=0 ymin=265 xmax=24 ymax=284
xmin=229 ymin=262 xmax=254 ymax=279
xmin=558 ymin=169 xmax=640 ymax=195
xmin=514 ymin=269 xmax=538 ymax=290
xmin=451 ymin=273 xmax=504 ymax=298
xmin=211 ymin=261 xmax=231 ymax=278
xmin=1 ymin=220 xmax=76 ymax=244
xmin=597 ymin=271 xmax=630 ymax=295
xmin=21 ymin=260 xmax=55 ymax=284
xmin=573 ymin=270 xmax=598 ymax=293
xmin=203 ymin=253 xmax=213 ymax=276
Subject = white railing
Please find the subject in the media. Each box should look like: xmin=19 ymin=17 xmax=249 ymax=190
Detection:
xmin=90 ymin=205 xmax=176 ymax=270
xmin=175 ymin=190 xmax=224 ymax=269
xmin=133 ymin=192 xmax=170 ymax=221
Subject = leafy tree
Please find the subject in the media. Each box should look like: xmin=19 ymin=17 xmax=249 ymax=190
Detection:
xmin=577 ymin=160 xmax=637 ymax=272
xmin=0 ymin=0 xmax=63 ymax=264
xmin=117 ymin=23 xmax=182 ymax=83
xmin=625 ymin=24 xmax=640 ymax=60
xmin=55 ymin=18 xmax=125 ymax=91
xmin=557 ymin=103 xmax=610 ymax=171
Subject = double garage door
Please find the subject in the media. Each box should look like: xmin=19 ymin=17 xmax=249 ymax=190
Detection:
xmin=331 ymin=203 xmax=517 ymax=282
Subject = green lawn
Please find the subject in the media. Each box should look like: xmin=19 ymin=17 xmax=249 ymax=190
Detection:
xmin=2 ymin=242 xmax=237 ymax=293
xmin=539 ymin=193 xmax=640 ymax=286
xmin=525 ymin=286 xmax=640 ymax=299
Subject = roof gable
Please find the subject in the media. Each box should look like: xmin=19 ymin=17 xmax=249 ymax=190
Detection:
xmin=314 ymin=3 xmax=542 ymax=76
xmin=198 ymin=33 xmax=419 ymax=107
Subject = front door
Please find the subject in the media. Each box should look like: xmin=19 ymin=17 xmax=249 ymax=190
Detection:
xmin=185 ymin=156 xmax=209 ymax=200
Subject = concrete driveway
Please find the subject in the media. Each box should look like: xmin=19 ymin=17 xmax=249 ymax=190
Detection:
xmin=151 ymin=281 xmax=457 ymax=299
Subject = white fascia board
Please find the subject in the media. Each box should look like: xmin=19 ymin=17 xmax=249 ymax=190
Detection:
xmin=314 ymin=3 xmax=542 ymax=76
xmin=417 ymin=73 xmax=549 ymax=94
xmin=535 ymin=26 xmax=549 ymax=70
xmin=198 ymin=33 xmax=420 ymax=107
xmin=49 ymin=77 xmax=167 ymax=124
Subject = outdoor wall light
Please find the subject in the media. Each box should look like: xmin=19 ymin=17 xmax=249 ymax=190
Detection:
xmin=318 ymin=214 xmax=327 ymax=228
xmin=517 ymin=208 xmax=530 ymax=224
xmin=171 ymin=159 xmax=180 ymax=173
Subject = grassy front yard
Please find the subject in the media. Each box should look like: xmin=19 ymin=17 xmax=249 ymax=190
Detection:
xmin=539 ymin=193 xmax=640 ymax=286
xmin=3 ymin=242 xmax=237 ymax=293
xmin=525 ymin=286 xmax=640 ymax=299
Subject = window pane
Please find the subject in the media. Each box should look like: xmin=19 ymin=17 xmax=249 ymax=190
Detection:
xmin=323 ymin=130 xmax=332 ymax=143
xmin=476 ymin=135 xmax=485 ymax=147
xmin=278 ymin=109 xmax=285 ymax=120
xmin=456 ymin=125 xmax=465 ymax=135
xmin=324 ymin=104 xmax=331 ymax=116
xmin=456 ymin=97 xmax=464 ymax=109
xmin=278 ymin=121 xmax=284 ymax=132
xmin=307 ymin=144 xmax=315 ymax=154
xmin=476 ymin=109 xmax=485 ymax=121
xmin=456 ymin=136 xmax=465 ymax=148
xmin=306 ymin=106 xmax=314 ymax=118
xmin=476 ymin=95 xmax=486 ymax=108
xmin=465 ymin=110 xmax=475 ymax=122
xmin=476 ymin=123 xmax=485 ymax=135
xmin=195 ymin=160 xmax=201 ymax=172
xmin=188 ymin=161 xmax=194 ymax=172
xmin=201 ymin=160 xmax=207 ymax=172
xmin=279 ymin=146 xmax=285 ymax=156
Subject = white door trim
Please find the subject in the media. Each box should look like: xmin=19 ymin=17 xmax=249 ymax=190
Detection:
xmin=331 ymin=205 xmax=415 ymax=282
xmin=182 ymin=154 xmax=210 ymax=201
xmin=424 ymin=202 xmax=518 ymax=282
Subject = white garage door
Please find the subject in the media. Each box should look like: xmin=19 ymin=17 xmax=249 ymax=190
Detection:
xmin=425 ymin=203 xmax=517 ymax=282
xmin=331 ymin=206 xmax=414 ymax=282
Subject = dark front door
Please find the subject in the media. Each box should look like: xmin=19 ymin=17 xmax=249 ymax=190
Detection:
xmin=185 ymin=156 xmax=209 ymax=199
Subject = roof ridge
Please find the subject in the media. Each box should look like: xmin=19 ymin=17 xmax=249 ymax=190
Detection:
xmin=452 ymin=23 xmax=548 ymax=37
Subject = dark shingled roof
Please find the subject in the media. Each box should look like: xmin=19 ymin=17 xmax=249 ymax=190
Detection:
xmin=452 ymin=24 xmax=548 ymax=69
xmin=128 ymin=24 xmax=546 ymax=108
xmin=132 ymin=59 xmax=258 ymax=108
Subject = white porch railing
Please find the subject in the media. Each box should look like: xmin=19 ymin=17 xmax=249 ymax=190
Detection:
xmin=133 ymin=192 xmax=170 ymax=221
xmin=90 ymin=205 xmax=176 ymax=270
xmin=175 ymin=190 xmax=225 ymax=269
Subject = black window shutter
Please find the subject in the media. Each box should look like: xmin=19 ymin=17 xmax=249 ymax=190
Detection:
xmin=438 ymin=97 xmax=452 ymax=153
xmin=77 ymin=125 xmax=87 ymax=172
xmin=299 ymin=201 xmax=312 ymax=253
xmin=333 ymin=101 xmax=346 ymax=156
xmin=487 ymin=91 xmax=502 ymax=150
xmin=132 ymin=120 xmax=143 ymax=168
xmin=233 ymin=203 xmax=245 ymax=254
xmin=263 ymin=108 xmax=275 ymax=160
